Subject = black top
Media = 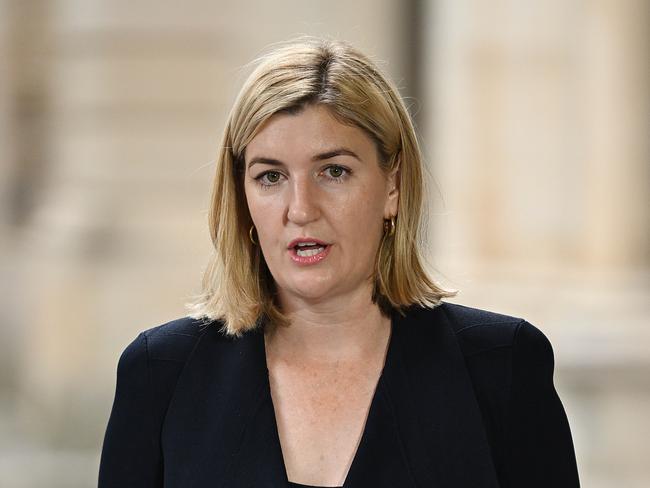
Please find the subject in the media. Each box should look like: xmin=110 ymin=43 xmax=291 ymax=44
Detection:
xmin=98 ymin=302 xmax=580 ymax=487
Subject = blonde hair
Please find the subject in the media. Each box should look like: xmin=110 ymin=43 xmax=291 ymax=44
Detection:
xmin=186 ymin=36 xmax=456 ymax=337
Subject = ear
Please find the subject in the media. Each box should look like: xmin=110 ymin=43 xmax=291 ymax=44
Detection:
xmin=384 ymin=164 xmax=400 ymax=218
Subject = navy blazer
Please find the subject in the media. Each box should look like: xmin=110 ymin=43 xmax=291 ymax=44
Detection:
xmin=98 ymin=302 xmax=580 ymax=487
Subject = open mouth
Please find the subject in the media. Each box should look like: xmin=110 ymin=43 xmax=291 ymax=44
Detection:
xmin=294 ymin=243 xmax=327 ymax=257
xmin=289 ymin=242 xmax=331 ymax=264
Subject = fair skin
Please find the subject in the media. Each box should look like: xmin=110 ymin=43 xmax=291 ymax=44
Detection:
xmin=243 ymin=103 xmax=399 ymax=486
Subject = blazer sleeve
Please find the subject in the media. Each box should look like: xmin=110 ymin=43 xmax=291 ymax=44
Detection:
xmin=503 ymin=320 xmax=580 ymax=487
xmin=98 ymin=332 xmax=163 ymax=488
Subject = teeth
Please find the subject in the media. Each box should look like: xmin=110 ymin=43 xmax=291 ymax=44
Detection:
xmin=296 ymin=246 xmax=325 ymax=257
xmin=297 ymin=242 xmax=317 ymax=247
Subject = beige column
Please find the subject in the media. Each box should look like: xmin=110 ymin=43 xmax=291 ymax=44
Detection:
xmin=423 ymin=1 xmax=650 ymax=487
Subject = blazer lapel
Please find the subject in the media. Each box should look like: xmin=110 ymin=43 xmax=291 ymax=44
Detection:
xmin=161 ymin=324 xmax=287 ymax=488
xmin=373 ymin=305 xmax=501 ymax=487
xmin=221 ymin=327 xmax=288 ymax=488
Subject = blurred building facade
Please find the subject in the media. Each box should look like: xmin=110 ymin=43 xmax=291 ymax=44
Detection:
xmin=0 ymin=1 xmax=648 ymax=487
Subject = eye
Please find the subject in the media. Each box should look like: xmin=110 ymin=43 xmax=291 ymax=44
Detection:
xmin=254 ymin=170 xmax=284 ymax=187
xmin=264 ymin=171 xmax=281 ymax=183
xmin=322 ymin=165 xmax=350 ymax=181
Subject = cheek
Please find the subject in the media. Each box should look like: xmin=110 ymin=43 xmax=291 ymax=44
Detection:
xmin=245 ymin=191 xmax=284 ymax=251
xmin=330 ymin=191 xmax=385 ymax=246
xmin=249 ymin=202 xmax=276 ymax=234
xmin=245 ymin=181 xmax=270 ymax=223
xmin=346 ymin=183 xmax=386 ymax=221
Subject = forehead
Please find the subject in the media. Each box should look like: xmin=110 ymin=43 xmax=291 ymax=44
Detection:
xmin=245 ymin=105 xmax=376 ymax=162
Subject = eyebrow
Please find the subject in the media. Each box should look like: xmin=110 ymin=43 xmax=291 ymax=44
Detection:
xmin=247 ymin=147 xmax=361 ymax=169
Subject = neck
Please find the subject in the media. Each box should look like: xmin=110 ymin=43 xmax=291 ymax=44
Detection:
xmin=265 ymin=284 xmax=392 ymax=366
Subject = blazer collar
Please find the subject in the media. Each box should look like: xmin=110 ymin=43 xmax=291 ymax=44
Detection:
xmin=163 ymin=305 xmax=499 ymax=487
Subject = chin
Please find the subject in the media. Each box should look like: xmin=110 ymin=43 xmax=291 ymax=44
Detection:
xmin=290 ymin=284 xmax=333 ymax=301
xmin=282 ymin=275 xmax=337 ymax=301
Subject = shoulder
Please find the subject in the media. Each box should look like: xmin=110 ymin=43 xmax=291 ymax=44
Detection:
xmin=427 ymin=302 xmax=558 ymax=424
xmin=114 ymin=315 xmax=229 ymax=406
xmin=420 ymin=307 xmax=577 ymax=485
xmin=111 ymin=316 xmax=229 ymax=425
xmin=118 ymin=315 xmax=227 ymax=365
xmin=433 ymin=301 xmax=551 ymax=360
xmin=399 ymin=301 xmax=555 ymax=393
xmin=408 ymin=301 xmax=557 ymax=405
xmin=139 ymin=316 xmax=212 ymax=361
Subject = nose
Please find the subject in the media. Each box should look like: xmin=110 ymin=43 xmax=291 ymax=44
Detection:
xmin=286 ymin=176 xmax=321 ymax=225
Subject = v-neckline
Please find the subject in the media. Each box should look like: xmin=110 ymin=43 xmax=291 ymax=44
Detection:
xmin=261 ymin=311 xmax=397 ymax=488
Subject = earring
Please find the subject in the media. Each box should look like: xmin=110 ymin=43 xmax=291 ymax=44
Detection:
xmin=249 ymin=225 xmax=258 ymax=245
xmin=383 ymin=216 xmax=396 ymax=236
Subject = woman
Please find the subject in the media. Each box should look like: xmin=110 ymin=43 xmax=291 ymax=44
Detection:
xmin=98 ymin=37 xmax=580 ymax=487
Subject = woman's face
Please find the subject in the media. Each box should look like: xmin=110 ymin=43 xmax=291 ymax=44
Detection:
xmin=243 ymin=104 xmax=399 ymax=306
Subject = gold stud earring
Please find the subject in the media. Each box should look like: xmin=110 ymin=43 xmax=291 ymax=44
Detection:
xmin=383 ymin=216 xmax=396 ymax=236
xmin=249 ymin=225 xmax=258 ymax=245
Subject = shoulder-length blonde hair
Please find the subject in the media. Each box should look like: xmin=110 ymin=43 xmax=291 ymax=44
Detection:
xmin=186 ymin=36 xmax=456 ymax=337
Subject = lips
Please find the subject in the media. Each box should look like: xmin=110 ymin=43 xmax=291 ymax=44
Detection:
xmin=287 ymin=237 xmax=332 ymax=265
xmin=287 ymin=237 xmax=330 ymax=249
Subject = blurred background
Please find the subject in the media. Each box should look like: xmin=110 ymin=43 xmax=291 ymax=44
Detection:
xmin=0 ymin=0 xmax=648 ymax=486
